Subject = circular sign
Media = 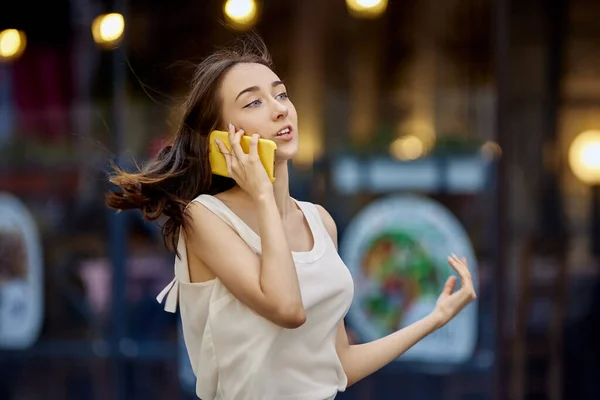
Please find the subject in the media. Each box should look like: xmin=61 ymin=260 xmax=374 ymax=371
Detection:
xmin=341 ymin=195 xmax=478 ymax=364
xmin=0 ymin=192 xmax=44 ymax=349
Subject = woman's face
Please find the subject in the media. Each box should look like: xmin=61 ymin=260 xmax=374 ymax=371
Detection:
xmin=219 ymin=63 xmax=298 ymax=162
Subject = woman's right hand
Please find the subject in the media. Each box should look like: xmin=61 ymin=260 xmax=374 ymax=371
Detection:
xmin=215 ymin=123 xmax=273 ymax=200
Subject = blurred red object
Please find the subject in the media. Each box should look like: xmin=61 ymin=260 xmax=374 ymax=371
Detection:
xmin=13 ymin=45 xmax=72 ymax=140
xmin=148 ymin=136 xmax=171 ymax=158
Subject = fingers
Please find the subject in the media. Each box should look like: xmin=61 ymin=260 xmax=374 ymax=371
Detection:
xmin=447 ymin=253 xmax=477 ymax=301
xmin=447 ymin=255 xmax=462 ymax=273
xmin=228 ymin=123 xmax=245 ymax=159
xmin=442 ymin=275 xmax=457 ymax=296
xmin=448 ymin=254 xmax=473 ymax=285
xmin=448 ymin=254 xmax=470 ymax=278
xmin=215 ymin=139 xmax=232 ymax=176
xmin=249 ymin=133 xmax=259 ymax=158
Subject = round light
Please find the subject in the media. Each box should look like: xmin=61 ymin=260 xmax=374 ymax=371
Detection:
xmin=480 ymin=141 xmax=502 ymax=161
xmin=390 ymin=135 xmax=425 ymax=161
xmin=357 ymin=0 xmax=382 ymax=7
xmin=568 ymin=130 xmax=600 ymax=185
xmin=92 ymin=13 xmax=125 ymax=48
xmin=346 ymin=0 xmax=388 ymax=19
xmin=223 ymin=0 xmax=259 ymax=30
xmin=0 ymin=29 xmax=27 ymax=62
xmin=396 ymin=120 xmax=436 ymax=154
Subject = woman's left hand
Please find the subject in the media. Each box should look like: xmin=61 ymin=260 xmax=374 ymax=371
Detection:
xmin=430 ymin=254 xmax=477 ymax=328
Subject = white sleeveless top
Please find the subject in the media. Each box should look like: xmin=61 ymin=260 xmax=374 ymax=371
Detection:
xmin=156 ymin=194 xmax=354 ymax=400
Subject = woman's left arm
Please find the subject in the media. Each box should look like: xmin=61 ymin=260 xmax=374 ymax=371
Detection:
xmin=335 ymin=312 xmax=438 ymax=386
xmin=316 ymin=205 xmax=477 ymax=387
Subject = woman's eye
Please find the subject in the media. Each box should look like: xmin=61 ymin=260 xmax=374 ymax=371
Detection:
xmin=245 ymin=99 xmax=261 ymax=108
xmin=276 ymin=92 xmax=288 ymax=100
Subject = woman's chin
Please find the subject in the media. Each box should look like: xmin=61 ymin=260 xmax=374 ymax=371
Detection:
xmin=274 ymin=144 xmax=298 ymax=163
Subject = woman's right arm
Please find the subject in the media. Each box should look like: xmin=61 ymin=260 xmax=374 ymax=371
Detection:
xmin=185 ymin=197 xmax=305 ymax=329
xmin=184 ymin=126 xmax=305 ymax=329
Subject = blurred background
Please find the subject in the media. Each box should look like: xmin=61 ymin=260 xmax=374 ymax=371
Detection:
xmin=1 ymin=0 xmax=600 ymax=399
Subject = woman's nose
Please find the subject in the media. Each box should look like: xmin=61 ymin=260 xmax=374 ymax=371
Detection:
xmin=272 ymin=101 xmax=288 ymax=120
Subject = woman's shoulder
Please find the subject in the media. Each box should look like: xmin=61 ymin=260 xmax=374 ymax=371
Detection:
xmin=184 ymin=193 xmax=234 ymax=228
xmin=185 ymin=191 xmax=256 ymax=239
xmin=187 ymin=189 xmax=238 ymax=211
xmin=304 ymin=202 xmax=338 ymax=247
xmin=198 ymin=188 xmax=251 ymax=208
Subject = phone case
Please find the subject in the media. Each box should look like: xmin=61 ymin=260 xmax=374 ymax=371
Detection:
xmin=209 ymin=130 xmax=278 ymax=183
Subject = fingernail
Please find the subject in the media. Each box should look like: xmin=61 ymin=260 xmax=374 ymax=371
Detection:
xmin=228 ymin=123 xmax=233 ymax=129
xmin=215 ymin=139 xmax=221 ymax=145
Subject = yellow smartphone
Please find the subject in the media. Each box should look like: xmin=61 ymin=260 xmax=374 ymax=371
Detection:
xmin=209 ymin=130 xmax=278 ymax=183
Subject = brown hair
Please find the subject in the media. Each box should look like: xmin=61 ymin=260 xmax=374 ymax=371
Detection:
xmin=105 ymin=35 xmax=272 ymax=252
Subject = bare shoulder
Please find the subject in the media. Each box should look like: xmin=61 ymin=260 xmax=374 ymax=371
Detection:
xmin=314 ymin=204 xmax=338 ymax=248
xmin=185 ymin=199 xmax=234 ymax=239
xmin=185 ymin=191 xmax=242 ymax=230
xmin=185 ymin=199 xmax=215 ymax=227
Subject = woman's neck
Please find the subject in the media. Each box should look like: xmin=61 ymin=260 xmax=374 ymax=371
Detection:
xmin=228 ymin=161 xmax=294 ymax=218
xmin=272 ymin=160 xmax=294 ymax=218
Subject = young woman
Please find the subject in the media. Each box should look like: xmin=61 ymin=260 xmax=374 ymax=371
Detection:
xmin=106 ymin=37 xmax=476 ymax=400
